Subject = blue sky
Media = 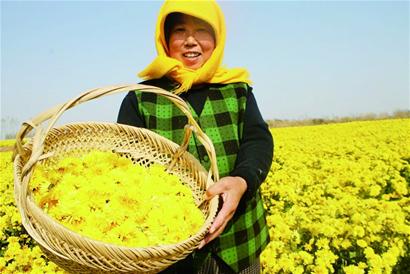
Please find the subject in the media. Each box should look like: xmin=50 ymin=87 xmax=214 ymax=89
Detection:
xmin=1 ymin=0 xmax=409 ymax=138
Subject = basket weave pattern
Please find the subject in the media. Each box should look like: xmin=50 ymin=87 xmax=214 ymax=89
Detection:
xmin=13 ymin=85 xmax=219 ymax=273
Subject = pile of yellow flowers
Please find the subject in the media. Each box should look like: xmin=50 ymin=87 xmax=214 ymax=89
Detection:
xmin=261 ymin=119 xmax=410 ymax=274
xmin=1 ymin=118 xmax=409 ymax=273
xmin=31 ymin=150 xmax=204 ymax=247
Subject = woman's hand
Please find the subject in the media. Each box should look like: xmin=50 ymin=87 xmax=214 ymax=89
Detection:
xmin=198 ymin=176 xmax=247 ymax=249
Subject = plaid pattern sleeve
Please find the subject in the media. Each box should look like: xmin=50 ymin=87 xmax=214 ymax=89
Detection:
xmin=135 ymin=79 xmax=270 ymax=273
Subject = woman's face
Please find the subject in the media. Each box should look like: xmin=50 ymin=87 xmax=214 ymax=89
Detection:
xmin=168 ymin=14 xmax=215 ymax=70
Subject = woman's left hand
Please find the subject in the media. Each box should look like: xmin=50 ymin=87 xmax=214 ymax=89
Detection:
xmin=198 ymin=176 xmax=247 ymax=249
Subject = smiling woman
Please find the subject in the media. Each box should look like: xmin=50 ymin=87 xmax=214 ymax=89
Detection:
xmin=117 ymin=0 xmax=273 ymax=273
xmin=166 ymin=13 xmax=216 ymax=70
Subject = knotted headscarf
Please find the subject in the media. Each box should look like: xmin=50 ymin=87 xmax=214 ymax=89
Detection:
xmin=138 ymin=0 xmax=251 ymax=94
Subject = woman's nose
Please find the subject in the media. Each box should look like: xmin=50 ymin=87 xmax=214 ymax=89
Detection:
xmin=184 ymin=35 xmax=198 ymax=47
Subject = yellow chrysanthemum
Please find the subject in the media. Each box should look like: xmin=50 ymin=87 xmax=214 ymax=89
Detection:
xmin=31 ymin=150 xmax=204 ymax=247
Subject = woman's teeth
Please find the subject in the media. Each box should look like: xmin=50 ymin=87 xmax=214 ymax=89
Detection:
xmin=183 ymin=52 xmax=200 ymax=58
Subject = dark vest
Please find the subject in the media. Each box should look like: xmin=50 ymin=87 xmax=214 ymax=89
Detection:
xmin=136 ymin=79 xmax=269 ymax=272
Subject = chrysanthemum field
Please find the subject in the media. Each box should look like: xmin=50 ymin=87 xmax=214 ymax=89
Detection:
xmin=1 ymin=119 xmax=409 ymax=273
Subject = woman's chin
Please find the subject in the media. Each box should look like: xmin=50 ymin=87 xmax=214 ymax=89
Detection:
xmin=182 ymin=58 xmax=203 ymax=70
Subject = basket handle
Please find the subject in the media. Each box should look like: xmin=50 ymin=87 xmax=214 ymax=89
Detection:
xmin=14 ymin=84 xmax=219 ymax=183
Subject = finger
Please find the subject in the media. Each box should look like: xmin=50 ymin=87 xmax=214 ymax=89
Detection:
xmin=198 ymin=219 xmax=227 ymax=250
xmin=210 ymin=200 xmax=235 ymax=233
xmin=198 ymin=240 xmax=206 ymax=250
xmin=209 ymin=214 xmax=224 ymax=234
xmin=204 ymin=179 xmax=227 ymax=200
xmin=203 ymin=219 xmax=229 ymax=245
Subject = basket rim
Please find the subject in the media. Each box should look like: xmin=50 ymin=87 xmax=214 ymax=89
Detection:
xmin=14 ymin=121 xmax=218 ymax=257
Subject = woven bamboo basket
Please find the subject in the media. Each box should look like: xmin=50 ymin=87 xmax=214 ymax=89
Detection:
xmin=13 ymin=84 xmax=219 ymax=274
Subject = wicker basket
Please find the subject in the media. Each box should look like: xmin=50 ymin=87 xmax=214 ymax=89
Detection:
xmin=13 ymin=84 xmax=219 ymax=274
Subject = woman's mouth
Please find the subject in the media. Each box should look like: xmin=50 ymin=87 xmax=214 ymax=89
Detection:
xmin=179 ymin=51 xmax=204 ymax=69
xmin=183 ymin=52 xmax=201 ymax=58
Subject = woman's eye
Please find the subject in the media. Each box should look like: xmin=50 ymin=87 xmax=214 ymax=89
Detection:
xmin=195 ymin=28 xmax=213 ymax=40
xmin=173 ymin=27 xmax=185 ymax=33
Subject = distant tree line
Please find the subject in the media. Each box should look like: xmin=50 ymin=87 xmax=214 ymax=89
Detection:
xmin=1 ymin=110 xmax=409 ymax=140
xmin=267 ymin=110 xmax=410 ymax=128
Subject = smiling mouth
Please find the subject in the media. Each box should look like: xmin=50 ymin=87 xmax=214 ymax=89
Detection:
xmin=183 ymin=52 xmax=201 ymax=58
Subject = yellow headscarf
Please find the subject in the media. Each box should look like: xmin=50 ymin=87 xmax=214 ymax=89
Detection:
xmin=138 ymin=0 xmax=251 ymax=94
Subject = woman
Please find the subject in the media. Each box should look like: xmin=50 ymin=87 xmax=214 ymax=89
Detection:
xmin=117 ymin=1 xmax=273 ymax=273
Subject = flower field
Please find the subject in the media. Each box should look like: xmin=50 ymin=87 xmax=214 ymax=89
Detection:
xmin=1 ymin=118 xmax=409 ymax=273
xmin=261 ymin=119 xmax=410 ymax=274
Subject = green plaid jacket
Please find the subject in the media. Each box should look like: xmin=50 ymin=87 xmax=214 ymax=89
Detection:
xmin=135 ymin=80 xmax=269 ymax=273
